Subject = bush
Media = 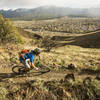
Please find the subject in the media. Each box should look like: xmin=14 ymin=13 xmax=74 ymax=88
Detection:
xmin=0 ymin=14 xmax=22 ymax=43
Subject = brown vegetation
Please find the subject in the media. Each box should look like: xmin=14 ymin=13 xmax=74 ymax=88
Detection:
xmin=0 ymin=16 xmax=100 ymax=100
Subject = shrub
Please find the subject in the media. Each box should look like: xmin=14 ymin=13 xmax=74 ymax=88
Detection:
xmin=0 ymin=14 xmax=22 ymax=43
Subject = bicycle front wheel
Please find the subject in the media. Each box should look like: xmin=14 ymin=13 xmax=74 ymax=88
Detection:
xmin=37 ymin=65 xmax=50 ymax=73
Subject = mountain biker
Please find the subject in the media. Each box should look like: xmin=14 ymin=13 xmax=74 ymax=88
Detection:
xmin=19 ymin=48 xmax=41 ymax=70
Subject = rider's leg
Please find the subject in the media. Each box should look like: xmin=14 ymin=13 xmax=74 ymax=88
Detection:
xmin=25 ymin=59 xmax=31 ymax=69
xmin=21 ymin=59 xmax=30 ymax=69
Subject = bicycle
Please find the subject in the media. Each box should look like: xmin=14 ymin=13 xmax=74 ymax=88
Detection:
xmin=12 ymin=62 xmax=50 ymax=75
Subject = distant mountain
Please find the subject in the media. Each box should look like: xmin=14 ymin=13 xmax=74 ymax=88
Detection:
xmin=87 ymin=8 xmax=100 ymax=17
xmin=0 ymin=6 xmax=100 ymax=20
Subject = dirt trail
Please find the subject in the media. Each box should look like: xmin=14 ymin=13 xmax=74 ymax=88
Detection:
xmin=0 ymin=67 xmax=96 ymax=84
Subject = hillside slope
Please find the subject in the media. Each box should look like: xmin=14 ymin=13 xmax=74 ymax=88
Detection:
xmin=0 ymin=18 xmax=100 ymax=100
xmin=70 ymin=31 xmax=100 ymax=48
xmin=51 ymin=30 xmax=100 ymax=48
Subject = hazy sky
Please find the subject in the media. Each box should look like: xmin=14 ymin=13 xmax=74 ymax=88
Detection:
xmin=0 ymin=0 xmax=100 ymax=9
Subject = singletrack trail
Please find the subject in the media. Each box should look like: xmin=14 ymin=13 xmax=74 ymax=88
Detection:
xmin=0 ymin=67 xmax=96 ymax=84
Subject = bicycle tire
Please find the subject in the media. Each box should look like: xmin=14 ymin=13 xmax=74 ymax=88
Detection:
xmin=12 ymin=66 xmax=27 ymax=74
xmin=12 ymin=65 xmax=50 ymax=76
xmin=37 ymin=65 xmax=50 ymax=73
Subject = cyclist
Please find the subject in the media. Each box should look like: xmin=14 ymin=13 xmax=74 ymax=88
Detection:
xmin=19 ymin=48 xmax=41 ymax=70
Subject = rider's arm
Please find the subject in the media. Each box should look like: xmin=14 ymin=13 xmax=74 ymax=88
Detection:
xmin=31 ymin=62 xmax=38 ymax=70
xmin=31 ymin=62 xmax=35 ymax=68
xmin=30 ymin=55 xmax=38 ymax=70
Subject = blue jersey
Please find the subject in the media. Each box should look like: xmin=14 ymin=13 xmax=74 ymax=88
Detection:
xmin=20 ymin=53 xmax=35 ymax=63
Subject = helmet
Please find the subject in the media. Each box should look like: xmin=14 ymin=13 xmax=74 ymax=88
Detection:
xmin=33 ymin=48 xmax=41 ymax=55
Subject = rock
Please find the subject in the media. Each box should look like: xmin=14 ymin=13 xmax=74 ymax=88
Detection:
xmin=68 ymin=63 xmax=77 ymax=70
xmin=64 ymin=73 xmax=75 ymax=82
xmin=56 ymin=88 xmax=64 ymax=96
xmin=33 ymin=34 xmax=43 ymax=39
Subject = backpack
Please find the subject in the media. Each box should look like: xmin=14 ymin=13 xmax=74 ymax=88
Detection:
xmin=19 ymin=49 xmax=30 ymax=60
xmin=21 ymin=49 xmax=30 ymax=54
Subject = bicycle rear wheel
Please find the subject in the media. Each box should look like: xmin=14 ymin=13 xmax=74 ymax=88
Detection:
xmin=12 ymin=66 xmax=27 ymax=74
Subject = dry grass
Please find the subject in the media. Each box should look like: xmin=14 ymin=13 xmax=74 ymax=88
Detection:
xmin=40 ymin=45 xmax=100 ymax=68
xmin=0 ymin=18 xmax=100 ymax=100
xmin=1 ymin=18 xmax=100 ymax=69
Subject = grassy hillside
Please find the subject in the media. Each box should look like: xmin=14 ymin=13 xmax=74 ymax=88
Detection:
xmin=0 ymin=17 xmax=100 ymax=100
